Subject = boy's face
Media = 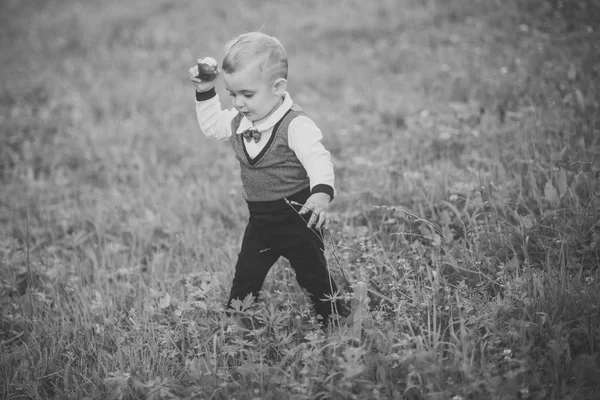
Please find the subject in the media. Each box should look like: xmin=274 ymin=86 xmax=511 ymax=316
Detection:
xmin=223 ymin=62 xmax=285 ymax=124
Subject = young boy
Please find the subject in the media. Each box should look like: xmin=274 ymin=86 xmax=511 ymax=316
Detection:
xmin=189 ymin=31 xmax=344 ymax=327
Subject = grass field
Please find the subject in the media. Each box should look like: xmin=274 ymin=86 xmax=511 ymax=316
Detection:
xmin=1 ymin=0 xmax=599 ymax=399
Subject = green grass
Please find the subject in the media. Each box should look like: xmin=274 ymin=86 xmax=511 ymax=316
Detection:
xmin=1 ymin=0 xmax=599 ymax=398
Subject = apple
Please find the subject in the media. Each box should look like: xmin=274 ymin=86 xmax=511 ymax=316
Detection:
xmin=196 ymin=57 xmax=218 ymax=81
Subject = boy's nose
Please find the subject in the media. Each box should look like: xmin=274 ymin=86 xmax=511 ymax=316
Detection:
xmin=234 ymin=97 xmax=245 ymax=109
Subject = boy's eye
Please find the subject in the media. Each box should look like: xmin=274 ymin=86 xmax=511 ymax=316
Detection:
xmin=244 ymin=94 xmax=254 ymax=99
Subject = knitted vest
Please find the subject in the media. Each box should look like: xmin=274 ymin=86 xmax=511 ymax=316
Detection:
xmin=231 ymin=104 xmax=310 ymax=202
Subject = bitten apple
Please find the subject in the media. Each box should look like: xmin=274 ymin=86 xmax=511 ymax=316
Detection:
xmin=196 ymin=57 xmax=218 ymax=81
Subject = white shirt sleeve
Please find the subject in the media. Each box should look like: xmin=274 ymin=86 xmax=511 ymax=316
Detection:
xmin=287 ymin=116 xmax=335 ymax=194
xmin=195 ymin=94 xmax=239 ymax=140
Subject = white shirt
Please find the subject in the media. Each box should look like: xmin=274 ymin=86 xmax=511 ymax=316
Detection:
xmin=195 ymin=92 xmax=335 ymax=193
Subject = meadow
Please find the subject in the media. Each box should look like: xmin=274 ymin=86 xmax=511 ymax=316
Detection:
xmin=1 ymin=0 xmax=599 ymax=398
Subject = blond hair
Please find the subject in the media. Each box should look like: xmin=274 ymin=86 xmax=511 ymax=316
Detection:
xmin=222 ymin=32 xmax=288 ymax=80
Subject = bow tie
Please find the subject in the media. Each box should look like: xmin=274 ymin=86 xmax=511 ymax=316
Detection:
xmin=242 ymin=128 xmax=261 ymax=143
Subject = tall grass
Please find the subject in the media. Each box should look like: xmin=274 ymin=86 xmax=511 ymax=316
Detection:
xmin=1 ymin=0 xmax=599 ymax=398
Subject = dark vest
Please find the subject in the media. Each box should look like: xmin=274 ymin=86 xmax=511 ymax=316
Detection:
xmin=230 ymin=104 xmax=310 ymax=201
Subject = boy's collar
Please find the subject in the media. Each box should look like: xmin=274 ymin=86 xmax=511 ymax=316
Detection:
xmin=236 ymin=92 xmax=293 ymax=134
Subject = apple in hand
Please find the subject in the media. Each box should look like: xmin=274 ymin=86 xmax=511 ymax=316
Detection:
xmin=196 ymin=57 xmax=218 ymax=81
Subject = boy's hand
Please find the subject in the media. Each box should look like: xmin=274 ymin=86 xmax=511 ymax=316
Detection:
xmin=299 ymin=192 xmax=331 ymax=230
xmin=189 ymin=57 xmax=219 ymax=92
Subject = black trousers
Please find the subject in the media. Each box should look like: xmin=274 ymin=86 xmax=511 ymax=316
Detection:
xmin=226 ymin=190 xmax=339 ymax=323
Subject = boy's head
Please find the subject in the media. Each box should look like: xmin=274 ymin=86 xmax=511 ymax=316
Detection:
xmin=221 ymin=32 xmax=289 ymax=123
xmin=222 ymin=32 xmax=288 ymax=82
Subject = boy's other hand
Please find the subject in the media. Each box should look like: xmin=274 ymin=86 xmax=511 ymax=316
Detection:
xmin=189 ymin=57 xmax=219 ymax=92
xmin=299 ymin=192 xmax=331 ymax=230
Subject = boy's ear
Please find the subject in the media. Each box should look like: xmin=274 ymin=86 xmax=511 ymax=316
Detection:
xmin=272 ymin=78 xmax=287 ymax=95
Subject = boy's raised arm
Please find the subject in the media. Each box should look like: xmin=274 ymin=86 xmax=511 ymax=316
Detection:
xmin=190 ymin=58 xmax=237 ymax=140
xmin=194 ymin=92 xmax=238 ymax=140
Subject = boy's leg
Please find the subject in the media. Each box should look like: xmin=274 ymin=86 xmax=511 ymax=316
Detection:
xmin=279 ymin=215 xmax=342 ymax=324
xmin=227 ymin=219 xmax=280 ymax=313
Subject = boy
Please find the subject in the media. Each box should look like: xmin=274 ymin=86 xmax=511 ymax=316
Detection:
xmin=189 ymin=31 xmax=344 ymax=327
